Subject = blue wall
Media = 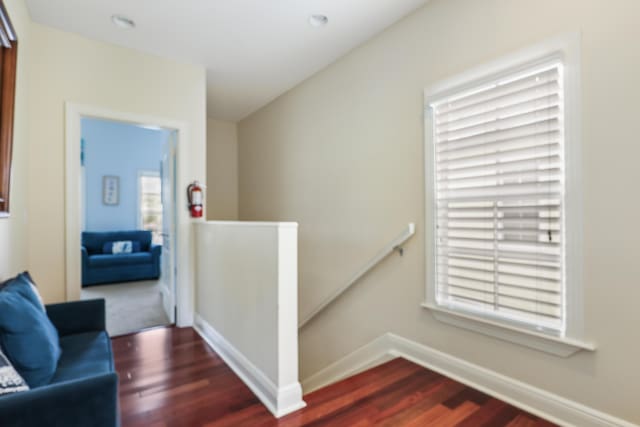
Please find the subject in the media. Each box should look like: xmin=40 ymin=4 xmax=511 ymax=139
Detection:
xmin=82 ymin=118 xmax=169 ymax=231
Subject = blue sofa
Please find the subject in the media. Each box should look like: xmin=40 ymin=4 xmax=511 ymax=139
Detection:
xmin=82 ymin=230 xmax=161 ymax=287
xmin=0 ymin=299 xmax=119 ymax=427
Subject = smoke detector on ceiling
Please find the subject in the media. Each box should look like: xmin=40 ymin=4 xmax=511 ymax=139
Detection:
xmin=308 ymin=14 xmax=329 ymax=28
xmin=111 ymin=14 xmax=136 ymax=30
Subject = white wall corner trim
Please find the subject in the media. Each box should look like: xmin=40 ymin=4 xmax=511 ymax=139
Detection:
xmin=194 ymin=314 xmax=306 ymax=418
xmin=302 ymin=333 xmax=636 ymax=427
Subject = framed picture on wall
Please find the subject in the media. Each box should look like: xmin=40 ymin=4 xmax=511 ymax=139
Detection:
xmin=103 ymin=175 xmax=120 ymax=205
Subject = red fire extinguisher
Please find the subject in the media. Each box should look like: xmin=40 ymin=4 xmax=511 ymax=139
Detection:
xmin=187 ymin=181 xmax=203 ymax=218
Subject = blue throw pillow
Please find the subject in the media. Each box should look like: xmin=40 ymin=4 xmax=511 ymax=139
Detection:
xmin=17 ymin=272 xmax=45 ymax=312
xmin=0 ymin=279 xmax=61 ymax=387
xmin=0 ymin=274 xmax=45 ymax=313
xmin=102 ymin=240 xmax=141 ymax=254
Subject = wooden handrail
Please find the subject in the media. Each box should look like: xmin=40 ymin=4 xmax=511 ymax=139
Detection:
xmin=299 ymin=223 xmax=416 ymax=329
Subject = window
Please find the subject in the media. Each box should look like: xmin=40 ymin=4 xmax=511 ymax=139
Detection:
xmin=424 ymin=37 xmax=590 ymax=353
xmin=139 ymin=172 xmax=163 ymax=245
xmin=0 ymin=1 xmax=17 ymax=216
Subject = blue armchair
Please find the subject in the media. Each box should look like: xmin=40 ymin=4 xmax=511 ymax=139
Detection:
xmin=0 ymin=299 xmax=119 ymax=427
xmin=82 ymin=230 xmax=161 ymax=287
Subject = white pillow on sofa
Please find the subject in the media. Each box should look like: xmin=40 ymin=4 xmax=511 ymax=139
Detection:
xmin=102 ymin=240 xmax=141 ymax=255
xmin=0 ymin=348 xmax=29 ymax=395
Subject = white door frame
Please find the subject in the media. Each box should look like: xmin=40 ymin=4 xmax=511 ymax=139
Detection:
xmin=65 ymin=103 xmax=194 ymax=327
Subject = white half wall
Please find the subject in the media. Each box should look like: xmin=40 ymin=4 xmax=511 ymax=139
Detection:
xmin=194 ymin=221 xmax=305 ymax=418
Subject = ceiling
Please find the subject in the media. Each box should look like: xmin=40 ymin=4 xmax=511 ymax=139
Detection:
xmin=26 ymin=0 xmax=427 ymax=121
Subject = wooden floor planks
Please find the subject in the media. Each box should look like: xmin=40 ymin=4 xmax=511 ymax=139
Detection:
xmin=113 ymin=327 xmax=557 ymax=427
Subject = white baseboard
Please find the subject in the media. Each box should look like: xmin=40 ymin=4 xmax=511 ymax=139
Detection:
xmin=302 ymin=333 xmax=637 ymax=427
xmin=302 ymin=334 xmax=395 ymax=393
xmin=193 ymin=314 xmax=306 ymax=418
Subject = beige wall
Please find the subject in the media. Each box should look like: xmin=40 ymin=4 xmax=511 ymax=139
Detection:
xmin=238 ymin=0 xmax=640 ymax=423
xmin=0 ymin=0 xmax=32 ymax=280
xmin=28 ymin=23 xmax=206 ymax=303
xmin=206 ymin=118 xmax=238 ymax=220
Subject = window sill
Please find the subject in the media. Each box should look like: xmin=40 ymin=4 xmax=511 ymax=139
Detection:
xmin=421 ymin=303 xmax=595 ymax=357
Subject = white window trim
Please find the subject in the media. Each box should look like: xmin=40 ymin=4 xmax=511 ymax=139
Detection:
xmin=423 ymin=33 xmax=595 ymax=357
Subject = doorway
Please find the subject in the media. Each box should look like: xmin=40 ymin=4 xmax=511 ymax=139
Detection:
xmin=66 ymin=103 xmax=194 ymax=329
xmin=75 ymin=116 xmax=178 ymax=336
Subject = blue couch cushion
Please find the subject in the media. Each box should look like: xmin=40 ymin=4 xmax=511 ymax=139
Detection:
xmin=51 ymin=331 xmax=113 ymax=384
xmin=0 ymin=279 xmax=61 ymax=388
xmin=83 ymin=230 xmax=152 ymax=254
xmin=88 ymin=252 xmax=153 ymax=268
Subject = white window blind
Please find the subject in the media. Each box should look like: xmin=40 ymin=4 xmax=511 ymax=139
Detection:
xmin=139 ymin=174 xmax=163 ymax=245
xmin=430 ymin=61 xmax=565 ymax=333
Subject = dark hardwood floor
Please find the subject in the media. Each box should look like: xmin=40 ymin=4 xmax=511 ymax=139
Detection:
xmin=113 ymin=327 xmax=557 ymax=427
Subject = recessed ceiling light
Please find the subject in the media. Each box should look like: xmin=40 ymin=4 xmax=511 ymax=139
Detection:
xmin=308 ymin=14 xmax=329 ymax=28
xmin=111 ymin=14 xmax=136 ymax=30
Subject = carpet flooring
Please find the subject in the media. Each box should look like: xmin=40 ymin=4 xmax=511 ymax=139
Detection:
xmin=81 ymin=280 xmax=171 ymax=336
